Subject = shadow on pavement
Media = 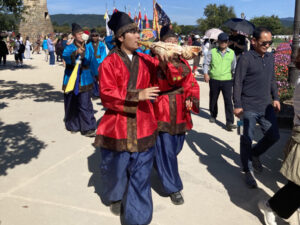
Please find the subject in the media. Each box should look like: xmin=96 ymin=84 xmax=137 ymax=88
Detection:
xmin=0 ymin=120 xmax=47 ymax=176
xmin=198 ymin=107 xmax=226 ymax=129
xmin=87 ymin=147 xmax=110 ymax=205
xmin=0 ymin=80 xmax=63 ymax=102
xmin=0 ymin=102 xmax=8 ymax=110
xmin=185 ymin=129 xmax=288 ymax=225
xmin=0 ymin=60 xmax=36 ymax=71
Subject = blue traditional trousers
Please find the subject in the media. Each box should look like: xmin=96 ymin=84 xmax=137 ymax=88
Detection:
xmin=100 ymin=147 xmax=154 ymax=225
xmin=92 ymin=77 xmax=100 ymax=97
xmin=64 ymin=91 xmax=96 ymax=133
xmin=154 ymin=132 xmax=185 ymax=195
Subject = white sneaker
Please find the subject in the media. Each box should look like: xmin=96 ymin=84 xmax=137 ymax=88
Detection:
xmin=258 ymin=200 xmax=277 ymax=225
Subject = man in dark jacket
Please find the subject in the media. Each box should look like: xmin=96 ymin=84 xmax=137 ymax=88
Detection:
xmin=233 ymin=27 xmax=280 ymax=189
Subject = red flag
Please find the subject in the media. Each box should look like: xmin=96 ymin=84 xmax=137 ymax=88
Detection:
xmin=144 ymin=13 xmax=150 ymax=29
xmin=134 ymin=14 xmax=137 ymax=23
xmin=113 ymin=8 xmax=118 ymax=14
xmin=128 ymin=11 xmax=131 ymax=18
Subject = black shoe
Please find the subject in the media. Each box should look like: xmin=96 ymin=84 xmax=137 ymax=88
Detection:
xmin=110 ymin=201 xmax=121 ymax=216
xmin=82 ymin=130 xmax=96 ymax=137
xmin=245 ymin=171 xmax=258 ymax=189
xmin=226 ymin=123 xmax=237 ymax=131
xmin=170 ymin=191 xmax=184 ymax=205
xmin=252 ymin=156 xmax=263 ymax=173
xmin=209 ymin=117 xmax=216 ymax=123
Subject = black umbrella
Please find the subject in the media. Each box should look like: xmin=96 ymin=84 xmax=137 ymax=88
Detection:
xmin=223 ymin=18 xmax=255 ymax=35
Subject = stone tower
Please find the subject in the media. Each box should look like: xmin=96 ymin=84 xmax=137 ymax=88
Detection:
xmin=19 ymin=0 xmax=54 ymax=41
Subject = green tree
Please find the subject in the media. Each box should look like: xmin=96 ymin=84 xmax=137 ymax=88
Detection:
xmin=250 ymin=15 xmax=283 ymax=35
xmin=180 ymin=25 xmax=199 ymax=35
xmin=197 ymin=4 xmax=236 ymax=34
xmin=172 ymin=22 xmax=182 ymax=34
xmin=0 ymin=0 xmax=24 ymax=31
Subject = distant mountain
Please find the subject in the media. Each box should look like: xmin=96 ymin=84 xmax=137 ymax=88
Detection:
xmin=51 ymin=14 xmax=106 ymax=28
xmin=280 ymin=17 xmax=293 ymax=27
xmin=51 ymin=14 xmax=293 ymax=29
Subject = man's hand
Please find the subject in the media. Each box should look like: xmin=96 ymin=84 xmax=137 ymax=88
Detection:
xmin=273 ymin=100 xmax=281 ymax=112
xmin=204 ymin=74 xmax=210 ymax=83
xmin=138 ymin=87 xmax=160 ymax=101
xmin=77 ymin=47 xmax=85 ymax=55
xmin=234 ymin=108 xmax=243 ymax=118
xmin=186 ymin=99 xmax=193 ymax=110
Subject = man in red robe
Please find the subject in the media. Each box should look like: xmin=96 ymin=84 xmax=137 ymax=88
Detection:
xmin=153 ymin=25 xmax=200 ymax=205
xmin=93 ymin=11 xmax=181 ymax=225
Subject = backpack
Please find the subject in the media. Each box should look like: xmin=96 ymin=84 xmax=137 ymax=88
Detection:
xmin=19 ymin=42 xmax=25 ymax=54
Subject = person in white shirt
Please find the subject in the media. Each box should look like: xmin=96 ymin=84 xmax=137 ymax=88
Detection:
xmin=24 ymin=37 xmax=31 ymax=59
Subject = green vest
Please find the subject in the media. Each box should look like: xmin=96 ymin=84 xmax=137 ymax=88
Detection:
xmin=209 ymin=48 xmax=234 ymax=81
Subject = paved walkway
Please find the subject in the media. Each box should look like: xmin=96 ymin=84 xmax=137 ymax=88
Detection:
xmin=0 ymin=54 xmax=297 ymax=225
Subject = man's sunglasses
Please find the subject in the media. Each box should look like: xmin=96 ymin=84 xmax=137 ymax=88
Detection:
xmin=91 ymin=34 xmax=99 ymax=37
xmin=259 ymin=41 xmax=273 ymax=46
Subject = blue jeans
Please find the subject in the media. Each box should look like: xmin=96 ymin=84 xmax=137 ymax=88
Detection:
xmin=240 ymin=105 xmax=280 ymax=172
xmin=49 ymin=51 xmax=55 ymax=65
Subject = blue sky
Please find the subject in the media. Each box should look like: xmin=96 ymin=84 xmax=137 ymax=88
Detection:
xmin=47 ymin=0 xmax=295 ymax=25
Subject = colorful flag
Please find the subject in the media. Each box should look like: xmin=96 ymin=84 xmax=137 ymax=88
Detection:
xmin=113 ymin=8 xmax=118 ymax=14
xmin=65 ymin=57 xmax=82 ymax=94
xmin=137 ymin=10 xmax=142 ymax=30
xmin=104 ymin=10 xmax=112 ymax=36
xmin=155 ymin=3 xmax=171 ymax=27
xmin=144 ymin=13 xmax=150 ymax=29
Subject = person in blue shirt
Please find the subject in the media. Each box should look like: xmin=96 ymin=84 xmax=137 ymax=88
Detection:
xmin=62 ymin=23 xmax=98 ymax=137
xmin=42 ymin=36 xmax=48 ymax=62
xmin=86 ymin=29 xmax=107 ymax=97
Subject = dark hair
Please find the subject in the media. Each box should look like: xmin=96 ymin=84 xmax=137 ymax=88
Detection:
xmin=115 ymin=34 xmax=124 ymax=48
xmin=253 ymin=27 xmax=272 ymax=40
xmin=115 ymin=28 xmax=138 ymax=48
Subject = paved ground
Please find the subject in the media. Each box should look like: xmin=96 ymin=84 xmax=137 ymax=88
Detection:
xmin=0 ymin=54 xmax=298 ymax=225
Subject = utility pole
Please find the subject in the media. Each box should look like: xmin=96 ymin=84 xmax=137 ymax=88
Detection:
xmin=288 ymin=0 xmax=300 ymax=86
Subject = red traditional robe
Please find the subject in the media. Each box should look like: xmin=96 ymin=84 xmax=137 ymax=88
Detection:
xmin=94 ymin=48 xmax=180 ymax=152
xmin=153 ymin=57 xmax=200 ymax=135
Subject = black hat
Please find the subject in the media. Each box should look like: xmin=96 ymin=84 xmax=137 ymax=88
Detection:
xmin=160 ymin=25 xmax=176 ymax=41
xmin=218 ymin=32 xmax=229 ymax=41
xmin=108 ymin=11 xmax=137 ymax=37
xmin=72 ymin=23 xmax=83 ymax=34
xmin=90 ymin=28 xmax=98 ymax=35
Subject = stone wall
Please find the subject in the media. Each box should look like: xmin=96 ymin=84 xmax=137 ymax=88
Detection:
xmin=19 ymin=0 xmax=54 ymax=42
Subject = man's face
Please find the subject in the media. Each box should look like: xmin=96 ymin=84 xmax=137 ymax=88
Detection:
xmin=91 ymin=34 xmax=99 ymax=43
xmin=218 ymin=40 xmax=228 ymax=49
xmin=74 ymin=31 xmax=84 ymax=43
xmin=164 ymin=37 xmax=178 ymax=44
xmin=118 ymin=28 xmax=140 ymax=52
xmin=231 ymin=30 xmax=238 ymax=36
xmin=251 ymin=31 xmax=272 ymax=55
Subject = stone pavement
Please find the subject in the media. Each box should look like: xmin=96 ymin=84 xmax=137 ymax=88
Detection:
xmin=0 ymin=54 xmax=297 ymax=225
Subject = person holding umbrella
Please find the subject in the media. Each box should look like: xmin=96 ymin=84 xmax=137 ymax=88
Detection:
xmin=224 ymin=18 xmax=255 ymax=58
xmin=203 ymin=32 xmax=237 ymax=131
xmin=228 ymin=29 xmax=246 ymax=58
